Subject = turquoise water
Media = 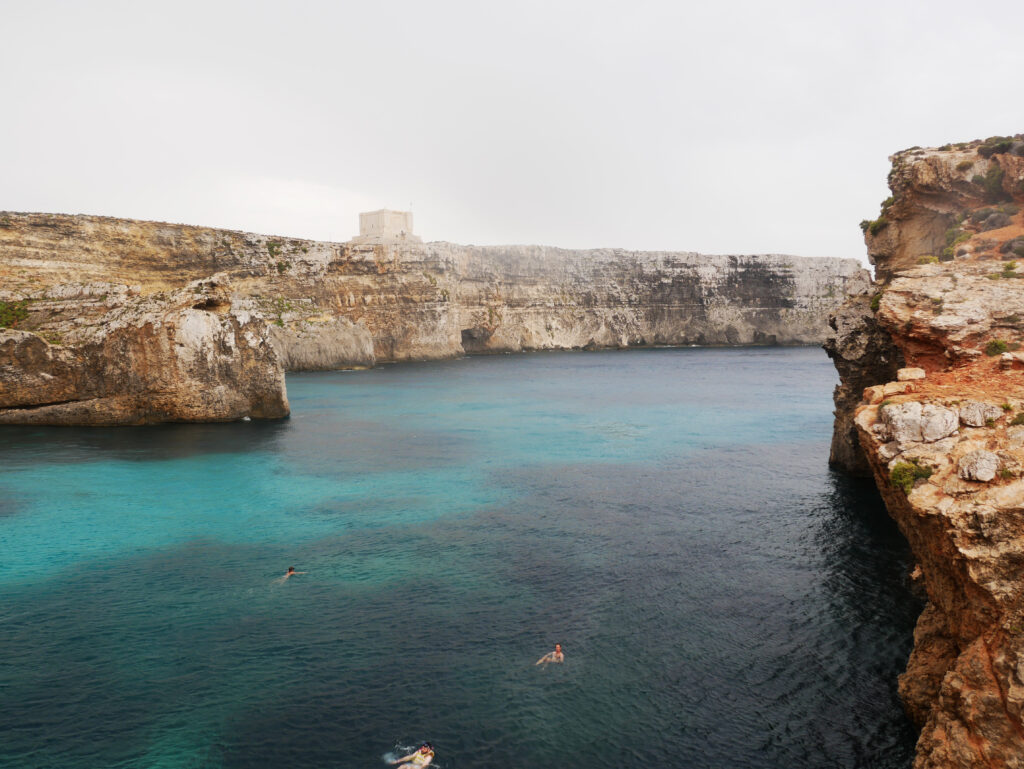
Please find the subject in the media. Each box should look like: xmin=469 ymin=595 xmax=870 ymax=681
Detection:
xmin=0 ymin=348 xmax=920 ymax=768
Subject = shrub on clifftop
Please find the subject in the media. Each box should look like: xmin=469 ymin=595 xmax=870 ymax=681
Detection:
xmin=890 ymin=460 xmax=933 ymax=495
xmin=978 ymin=136 xmax=1015 ymax=158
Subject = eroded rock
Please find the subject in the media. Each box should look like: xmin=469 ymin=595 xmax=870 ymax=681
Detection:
xmin=838 ymin=137 xmax=1024 ymax=768
xmin=957 ymin=450 xmax=1001 ymax=482
xmin=899 ymin=367 xmax=927 ymax=381
xmin=879 ymin=401 xmax=958 ymax=445
xmin=959 ymin=401 xmax=1003 ymax=427
xmin=0 ymin=277 xmax=288 ymax=425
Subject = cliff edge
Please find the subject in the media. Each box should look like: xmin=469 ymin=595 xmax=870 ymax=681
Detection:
xmin=827 ymin=135 xmax=1024 ymax=768
xmin=1 ymin=213 xmax=867 ymax=424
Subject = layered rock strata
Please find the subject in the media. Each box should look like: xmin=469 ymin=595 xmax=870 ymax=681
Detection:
xmin=0 ymin=276 xmax=288 ymax=425
xmin=828 ymin=135 xmax=1024 ymax=767
xmin=0 ymin=212 xmax=867 ymax=424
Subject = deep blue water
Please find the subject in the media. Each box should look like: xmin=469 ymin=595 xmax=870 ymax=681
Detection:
xmin=0 ymin=348 xmax=920 ymax=768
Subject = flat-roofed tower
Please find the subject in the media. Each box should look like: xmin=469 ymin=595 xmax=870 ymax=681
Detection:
xmin=350 ymin=209 xmax=422 ymax=244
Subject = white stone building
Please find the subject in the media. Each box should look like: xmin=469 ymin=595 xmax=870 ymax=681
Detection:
xmin=349 ymin=209 xmax=422 ymax=245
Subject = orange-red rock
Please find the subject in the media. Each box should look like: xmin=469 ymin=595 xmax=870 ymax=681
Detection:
xmin=829 ymin=134 xmax=1024 ymax=768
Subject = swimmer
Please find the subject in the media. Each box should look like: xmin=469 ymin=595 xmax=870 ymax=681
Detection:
xmin=536 ymin=643 xmax=564 ymax=665
xmin=276 ymin=566 xmax=307 ymax=582
xmin=390 ymin=742 xmax=434 ymax=767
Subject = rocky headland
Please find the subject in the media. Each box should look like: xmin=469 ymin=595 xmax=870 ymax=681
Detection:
xmin=826 ymin=135 xmax=1024 ymax=767
xmin=0 ymin=212 xmax=866 ymax=424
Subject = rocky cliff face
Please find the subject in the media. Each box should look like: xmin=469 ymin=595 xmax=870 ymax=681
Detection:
xmin=447 ymin=244 xmax=863 ymax=352
xmin=0 ymin=275 xmax=288 ymax=425
xmin=0 ymin=212 xmax=867 ymax=424
xmin=827 ymin=135 xmax=1024 ymax=767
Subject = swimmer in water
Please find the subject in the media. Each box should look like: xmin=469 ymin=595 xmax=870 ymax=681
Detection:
xmin=390 ymin=742 xmax=434 ymax=767
xmin=276 ymin=566 xmax=306 ymax=582
xmin=536 ymin=643 xmax=564 ymax=665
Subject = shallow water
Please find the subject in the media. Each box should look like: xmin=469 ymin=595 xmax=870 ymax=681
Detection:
xmin=0 ymin=348 xmax=920 ymax=768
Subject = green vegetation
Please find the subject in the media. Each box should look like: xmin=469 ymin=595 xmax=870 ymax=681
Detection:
xmin=270 ymin=297 xmax=296 ymax=327
xmin=860 ymin=218 xmax=889 ymax=235
xmin=988 ymin=261 xmax=1021 ymax=280
xmin=978 ymin=136 xmax=1015 ymax=158
xmin=945 ymin=227 xmax=972 ymax=247
xmin=984 ymin=339 xmax=1022 ymax=356
xmin=0 ymin=299 xmax=29 ymax=328
xmin=1002 ymin=402 xmax=1014 ymax=411
xmin=956 ymin=159 xmax=975 ymax=172
xmin=870 ymin=292 xmax=882 ymax=312
xmin=999 ymin=468 xmax=1016 ymax=480
xmin=942 ymin=225 xmax=972 ymax=259
xmin=267 ymin=241 xmax=282 ymax=258
xmin=1001 ymin=237 xmax=1024 ymax=258
xmin=860 ymin=196 xmax=898 ymax=237
xmin=917 ymin=255 xmax=939 ymax=264
xmin=972 ymin=163 xmax=1007 ymax=202
xmin=276 ymin=261 xmax=290 ymax=274
xmin=890 ymin=460 xmax=933 ymax=495
xmin=969 ymin=204 xmax=1019 ymax=224
xmin=1011 ymin=413 xmax=1024 ymax=426
xmin=869 ymin=217 xmax=889 ymax=235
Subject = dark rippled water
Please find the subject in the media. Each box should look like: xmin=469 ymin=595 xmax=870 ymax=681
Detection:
xmin=0 ymin=348 xmax=920 ymax=768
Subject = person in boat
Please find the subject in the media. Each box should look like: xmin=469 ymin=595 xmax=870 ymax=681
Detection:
xmin=390 ymin=742 xmax=434 ymax=767
xmin=536 ymin=643 xmax=564 ymax=665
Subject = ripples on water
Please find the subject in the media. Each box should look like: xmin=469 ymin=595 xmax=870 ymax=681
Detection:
xmin=0 ymin=349 xmax=920 ymax=768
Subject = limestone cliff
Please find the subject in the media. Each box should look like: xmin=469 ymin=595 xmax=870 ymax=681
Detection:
xmin=2 ymin=212 xmax=867 ymax=350
xmin=827 ymin=135 xmax=1024 ymax=767
xmin=446 ymin=244 xmax=863 ymax=353
xmin=1 ymin=212 xmax=866 ymax=424
xmin=0 ymin=275 xmax=288 ymax=425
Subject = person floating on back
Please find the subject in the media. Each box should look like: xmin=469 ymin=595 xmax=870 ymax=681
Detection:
xmin=390 ymin=742 xmax=434 ymax=767
xmin=536 ymin=643 xmax=564 ymax=666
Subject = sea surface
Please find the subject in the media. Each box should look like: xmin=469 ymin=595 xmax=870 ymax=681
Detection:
xmin=0 ymin=348 xmax=921 ymax=768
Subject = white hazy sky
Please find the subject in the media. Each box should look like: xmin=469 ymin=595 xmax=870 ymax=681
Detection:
xmin=2 ymin=0 xmax=1022 ymax=262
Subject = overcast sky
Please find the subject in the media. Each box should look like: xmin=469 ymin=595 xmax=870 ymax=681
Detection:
xmin=2 ymin=1 xmax=1022 ymax=262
